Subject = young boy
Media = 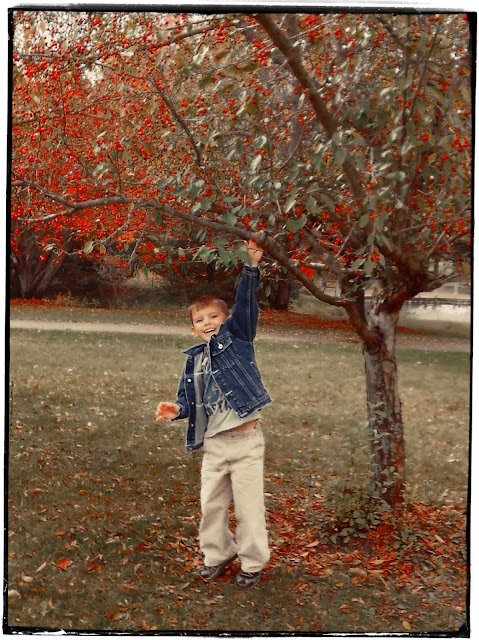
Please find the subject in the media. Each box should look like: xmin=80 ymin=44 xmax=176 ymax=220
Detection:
xmin=155 ymin=241 xmax=271 ymax=589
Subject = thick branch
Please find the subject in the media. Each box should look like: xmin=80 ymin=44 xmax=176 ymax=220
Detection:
xmin=13 ymin=176 xmax=343 ymax=307
xmin=253 ymin=13 xmax=367 ymax=209
xmin=158 ymin=202 xmax=345 ymax=307
xmin=13 ymin=177 xmax=130 ymax=223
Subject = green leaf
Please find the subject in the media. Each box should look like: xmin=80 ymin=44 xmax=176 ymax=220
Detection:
xmin=406 ymin=119 xmax=416 ymax=141
xmin=364 ymin=257 xmax=374 ymax=276
xmin=312 ymin=145 xmax=326 ymax=168
xmin=200 ymin=197 xmax=213 ymax=211
xmin=189 ymin=182 xmax=200 ymax=200
xmin=286 ymin=215 xmax=307 ymax=232
xmin=83 ymin=240 xmax=94 ymax=255
xmin=359 ymin=213 xmax=371 ymax=228
xmin=398 ymin=76 xmax=413 ymax=92
xmin=306 ymin=197 xmax=318 ymax=215
xmin=250 ymin=154 xmax=262 ymax=172
xmin=157 ymin=176 xmax=175 ymax=188
xmin=284 ymin=195 xmax=296 ymax=213
xmin=222 ymin=210 xmax=237 ymax=226
xmin=218 ymin=246 xmax=236 ymax=266
xmin=321 ymin=193 xmax=335 ymax=212
xmin=333 ymin=146 xmax=347 ymax=165
xmin=416 ymin=98 xmax=427 ymax=119
xmin=253 ymin=135 xmax=268 ymax=150
xmin=199 ymin=74 xmax=214 ymax=89
xmin=194 ymin=245 xmax=214 ymax=263
xmin=233 ymin=242 xmax=250 ymax=263
xmin=425 ymin=84 xmax=444 ymax=103
xmin=350 ymin=257 xmax=365 ymax=270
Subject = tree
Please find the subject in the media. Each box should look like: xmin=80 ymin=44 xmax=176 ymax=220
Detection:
xmin=10 ymin=10 xmax=472 ymax=505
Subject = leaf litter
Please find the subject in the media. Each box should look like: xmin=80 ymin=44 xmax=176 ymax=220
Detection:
xmin=7 ymin=328 xmax=468 ymax=633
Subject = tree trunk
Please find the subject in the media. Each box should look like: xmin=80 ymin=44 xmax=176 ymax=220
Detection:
xmin=267 ymin=273 xmax=293 ymax=310
xmin=363 ymin=307 xmax=405 ymax=505
xmin=11 ymin=229 xmax=77 ymax=298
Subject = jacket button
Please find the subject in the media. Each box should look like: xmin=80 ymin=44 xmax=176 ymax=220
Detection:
xmin=187 ymin=378 xmax=192 ymax=382
xmin=218 ymin=344 xmax=223 ymax=349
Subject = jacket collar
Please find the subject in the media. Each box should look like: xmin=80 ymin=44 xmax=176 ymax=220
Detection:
xmin=183 ymin=343 xmax=206 ymax=357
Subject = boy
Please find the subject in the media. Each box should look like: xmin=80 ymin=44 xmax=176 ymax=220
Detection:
xmin=156 ymin=241 xmax=271 ymax=590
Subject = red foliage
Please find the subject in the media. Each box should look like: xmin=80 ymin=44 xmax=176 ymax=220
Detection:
xmin=268 ymin=496 xmax=467 ymax=589
xmin=259 ymin=309 xmax=419 ymax=335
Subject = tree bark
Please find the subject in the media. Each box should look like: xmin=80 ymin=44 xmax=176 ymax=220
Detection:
xmin=268 ymin=273 xmax=293 ymax=310
xmin=363 ymin=306 xmax=405 ymax=505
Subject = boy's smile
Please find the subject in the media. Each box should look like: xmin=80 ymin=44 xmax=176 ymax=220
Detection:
xmin=191 ymin=304 xmax=229 ymax=342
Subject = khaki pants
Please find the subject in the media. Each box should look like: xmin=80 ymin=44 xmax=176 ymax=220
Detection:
xmin=199 ymin=426 xmax=270 ymax=573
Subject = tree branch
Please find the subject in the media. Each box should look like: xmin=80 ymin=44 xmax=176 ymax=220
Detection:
xmin=13 ymin=174 xmax=345 ymax=307
xmin=253 ymin=13 xmax=367 ymax=209
xmin=148 ymin=74 xmax=203 ymax=166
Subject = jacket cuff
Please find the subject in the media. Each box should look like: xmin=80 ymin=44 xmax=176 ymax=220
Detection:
xmin=172 ymin=403 xmax=187 ymax=420
xmin=242 ymin=264 xmax=261 ymax=275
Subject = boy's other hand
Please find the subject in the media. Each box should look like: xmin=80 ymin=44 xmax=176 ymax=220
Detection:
xmin=156 ymin=402 xmax=179 ymax=421
xmin=244 ymin=240 xmax=264 ymax=266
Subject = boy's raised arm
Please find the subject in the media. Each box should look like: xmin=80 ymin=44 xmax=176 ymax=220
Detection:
xmin=245 ymin=240 xmax=264 ymax=267
xmin=227 ymin=240 xmax=264 ymax=342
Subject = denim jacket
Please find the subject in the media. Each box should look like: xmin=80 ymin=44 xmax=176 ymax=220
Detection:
xmin=173 ymin=265 xmax=272 ymax=452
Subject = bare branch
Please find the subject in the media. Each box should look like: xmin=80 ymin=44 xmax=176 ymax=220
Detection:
xmin=148 ymin=74 xmax=203 ymax=166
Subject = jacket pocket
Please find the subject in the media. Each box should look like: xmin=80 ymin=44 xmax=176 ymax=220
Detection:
xmin=210 ymin=335 xmax=239 ymax=369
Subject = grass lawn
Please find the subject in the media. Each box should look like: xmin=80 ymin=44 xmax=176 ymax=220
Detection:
xmin=7 ymin=326 xmax=469 ymax=634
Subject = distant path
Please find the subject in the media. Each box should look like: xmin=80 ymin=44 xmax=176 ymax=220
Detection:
xmin=10 ymin=319 xmax=470 ymax=352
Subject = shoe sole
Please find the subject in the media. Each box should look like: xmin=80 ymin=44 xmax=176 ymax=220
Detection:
xmin=198 ymin=554 xmax=237 ymax=582
xmin=235 ymin=574 xmax=262 ymax=589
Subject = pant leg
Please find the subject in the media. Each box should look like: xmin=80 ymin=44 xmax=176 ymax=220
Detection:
xmin=199 ymin=437 xmax=238 ymax=566
xmin=229 ymin=427 xmax=270 ymax=573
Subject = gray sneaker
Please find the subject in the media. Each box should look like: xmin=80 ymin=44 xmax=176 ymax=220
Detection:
xmin=197 ymin=554 xmax=237 ymax=582
xmin=235 ymin=570 xmax=262 ymax=589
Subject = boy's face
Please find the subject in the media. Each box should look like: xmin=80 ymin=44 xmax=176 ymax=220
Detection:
xmin=191 ymin=304 xmax=229 ymax=343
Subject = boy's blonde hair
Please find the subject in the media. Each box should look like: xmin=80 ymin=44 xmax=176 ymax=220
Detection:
xmin=188 ymin=295 xmax=229 ymax=324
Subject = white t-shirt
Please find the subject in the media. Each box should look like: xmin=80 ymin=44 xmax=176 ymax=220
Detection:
xmin=201 ymin=346 xmax=261 ymax=439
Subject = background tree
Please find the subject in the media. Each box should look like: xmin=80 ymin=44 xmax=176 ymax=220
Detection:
xmin=10 ymin=10 xmax=472 ymax=505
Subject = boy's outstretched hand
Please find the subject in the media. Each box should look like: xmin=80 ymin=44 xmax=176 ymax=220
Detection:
xmin=244 ymin=240 xmax=264 ymax=266
xmin=156 ymin=402 xmax=180 ymax=421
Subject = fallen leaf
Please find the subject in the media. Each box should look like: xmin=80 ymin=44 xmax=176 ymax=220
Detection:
xmin=402 ymin=620 xmax=411 ymax=631
xmin=57 ymin=558 xmax=72 ymax=570
xmin=349 ymin=567 xmax=367 ymax=578
xmin=141 ymin=620 xmax=157 ymax=631
xmin=88 ymin=563 xmax=103 ymax=572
